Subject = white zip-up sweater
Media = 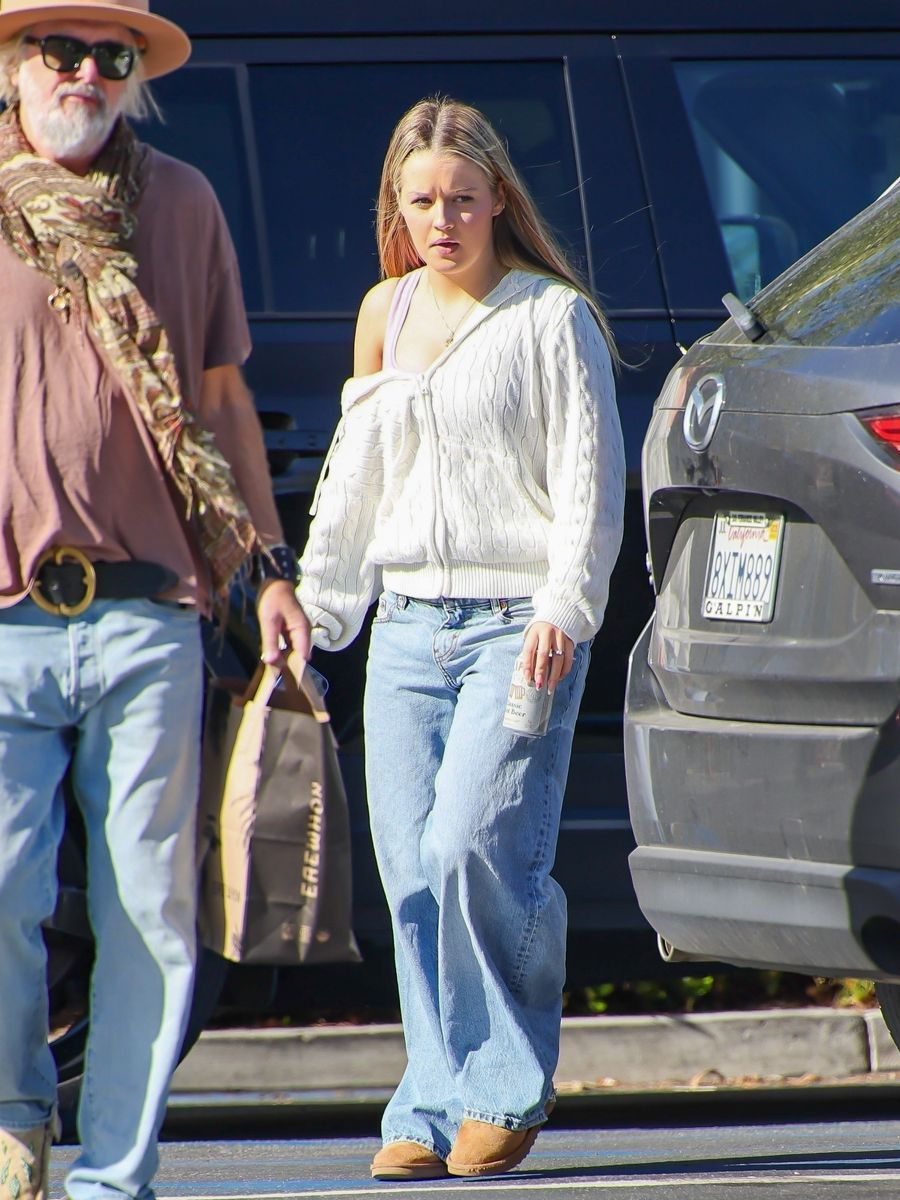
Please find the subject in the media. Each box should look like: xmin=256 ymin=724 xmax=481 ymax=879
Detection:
xmin=298 ymin=269 xmax=625 ymax=649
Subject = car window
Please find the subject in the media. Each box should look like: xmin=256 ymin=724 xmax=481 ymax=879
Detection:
xmin=248 ymin=61 xmax=585 ymax=314
xmin=749 ymin=188 xmax=900 ymax=347
xmin=675 ymin=60 xmax=900 ymax=301
xmin=145 ymin=66 xmax=264 ymax=312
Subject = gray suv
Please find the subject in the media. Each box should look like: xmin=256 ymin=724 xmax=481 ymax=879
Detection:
xmin=624 ymin=185 xmax=900 ymax=1043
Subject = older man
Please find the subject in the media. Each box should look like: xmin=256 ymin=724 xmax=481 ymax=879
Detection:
xmin=0 ymin=2 xmax=310 ymax=1199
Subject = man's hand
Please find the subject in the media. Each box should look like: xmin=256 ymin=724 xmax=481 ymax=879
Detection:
xmin=257 ymin=580 xmax=311 ymax=674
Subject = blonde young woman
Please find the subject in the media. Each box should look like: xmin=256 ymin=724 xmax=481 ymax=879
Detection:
xmin=297 ymin=97 xmax=625 ymax=1181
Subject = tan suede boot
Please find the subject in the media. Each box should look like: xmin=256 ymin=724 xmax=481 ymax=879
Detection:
xmin=446 ymin=1119 xmax=541 ymax=1177
xmin=370 ymin=1140 xmax=448 ymax=1181
xmin=0 ymin=1117 xmax=58 ymax=1200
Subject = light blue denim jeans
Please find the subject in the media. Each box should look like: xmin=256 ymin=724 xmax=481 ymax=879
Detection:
xmin=0 ymin=598 xmax=203 ymax=1200
xmin=364 ymin=592 xmax=590 ymax=1157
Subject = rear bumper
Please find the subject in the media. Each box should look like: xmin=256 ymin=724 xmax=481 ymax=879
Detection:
xmin=624 ymin=618 xmax=900 ymax=981
xmin=630 ymin=844 xmax=900 ymax=980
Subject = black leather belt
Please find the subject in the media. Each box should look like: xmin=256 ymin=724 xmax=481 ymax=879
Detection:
xmin=29 ymin=546 xmax=179 ymax=617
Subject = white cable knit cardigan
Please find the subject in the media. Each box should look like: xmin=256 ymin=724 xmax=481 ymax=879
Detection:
xmin=297 ymin=269 xmax=625 ymax=649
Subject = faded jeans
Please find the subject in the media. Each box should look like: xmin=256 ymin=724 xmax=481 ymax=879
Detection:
xmin=0 ymin=598 xmax=203 ymax=1200
xmin=364 ymin=592 xmax=590 ymax=1156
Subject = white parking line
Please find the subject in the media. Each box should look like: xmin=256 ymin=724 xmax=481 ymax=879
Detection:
xmin=161 ymin=1173 xmax=900 ymax=1198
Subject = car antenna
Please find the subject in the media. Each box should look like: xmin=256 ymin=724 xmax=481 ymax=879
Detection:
xmin=721 ymin=291 xmax=767 ymax=342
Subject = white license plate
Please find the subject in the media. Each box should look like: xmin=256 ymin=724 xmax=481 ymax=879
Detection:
xmin=702 ymin=511 xmax=785 ymax=623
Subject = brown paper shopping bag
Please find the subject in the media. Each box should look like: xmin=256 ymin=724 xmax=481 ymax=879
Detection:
xmin=197 ymin=656 xmax=361 ymax=965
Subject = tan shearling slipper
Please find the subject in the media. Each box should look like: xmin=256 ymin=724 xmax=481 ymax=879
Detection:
xmin=370 ymin=1140 xmax=448 ymax=1180
xmin=446 ymin=1118 xmax=541 ymax=1177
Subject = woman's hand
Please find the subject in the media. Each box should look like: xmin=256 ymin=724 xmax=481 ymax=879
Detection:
xmin=521 ymin=621 xmax=574 ymax=693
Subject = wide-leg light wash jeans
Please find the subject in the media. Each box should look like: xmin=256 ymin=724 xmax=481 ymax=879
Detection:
xmin=0 ymin=598 xmax=203 ymax=1200
xmin=364 ymin=592 xmax=590 ymax=1157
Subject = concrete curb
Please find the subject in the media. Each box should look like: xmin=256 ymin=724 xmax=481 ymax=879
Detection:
xmin=171 ymin=1007 xmax=900 ymax=1095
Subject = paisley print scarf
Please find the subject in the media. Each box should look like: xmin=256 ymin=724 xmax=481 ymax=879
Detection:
xmin=0 ymin=105 xmax=258 ymax=598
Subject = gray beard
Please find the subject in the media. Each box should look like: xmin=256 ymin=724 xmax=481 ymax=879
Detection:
xmin=19 ymin=76 xmax=119 ymax=161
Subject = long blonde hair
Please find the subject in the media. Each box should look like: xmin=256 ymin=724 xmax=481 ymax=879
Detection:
xmin=376 ymin=95 xmax=617 ymax=364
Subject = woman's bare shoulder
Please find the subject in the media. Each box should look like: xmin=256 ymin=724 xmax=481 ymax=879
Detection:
xmin=353 ymin=277 xmax=403 ymax=376
xmin=360 ymin=277 xmax=402 ymax=318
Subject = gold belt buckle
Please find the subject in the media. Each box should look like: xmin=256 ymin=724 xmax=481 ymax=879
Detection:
xmin=30 ymin=546 xmax=97 ymax=617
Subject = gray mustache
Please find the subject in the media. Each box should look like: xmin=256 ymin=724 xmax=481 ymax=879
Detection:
xmin=54 ymin=85 xmax=107 ymax=109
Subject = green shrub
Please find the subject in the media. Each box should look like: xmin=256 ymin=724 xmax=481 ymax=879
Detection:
xmin=563 ymin=971 xmax=877 ymax=1016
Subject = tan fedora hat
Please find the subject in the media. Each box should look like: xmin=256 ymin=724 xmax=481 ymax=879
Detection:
xmin=0 ymin=0 xmax=190 ymax=79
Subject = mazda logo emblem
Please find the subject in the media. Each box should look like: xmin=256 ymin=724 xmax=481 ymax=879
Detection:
xmin=683 ymin=374 xmax=725 ymax=451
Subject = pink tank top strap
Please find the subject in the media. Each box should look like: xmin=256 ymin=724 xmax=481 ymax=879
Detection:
xmin=382 ymin=271 xmax=420 ymax=370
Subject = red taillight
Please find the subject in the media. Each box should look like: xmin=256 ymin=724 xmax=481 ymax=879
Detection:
xmin=861 ymin=411 xmax=900 ymax=453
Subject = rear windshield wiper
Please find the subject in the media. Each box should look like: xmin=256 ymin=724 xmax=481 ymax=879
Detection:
xmin=722 ymin=291 xmax=767 ymax=342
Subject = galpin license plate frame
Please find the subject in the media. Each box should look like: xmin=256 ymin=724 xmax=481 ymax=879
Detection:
xmin=702 ymin=511 xmax=785 ymax=623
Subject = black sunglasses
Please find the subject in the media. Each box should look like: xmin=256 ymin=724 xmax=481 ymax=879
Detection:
xmin=22 ymin=34 xmax=140 ymax=81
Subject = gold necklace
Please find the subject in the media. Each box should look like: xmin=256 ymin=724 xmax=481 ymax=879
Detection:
xmin=427 ymin=276 xmax=480 ymax=346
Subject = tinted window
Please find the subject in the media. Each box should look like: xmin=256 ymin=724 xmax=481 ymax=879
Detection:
xmin=676 ymin=61 xmax=900 ymax=301
xmin=751 ymin=189 xmax=900 ymax=347
xmin=142 ymin=66 xmax=264 ymax=311
xmin=249 ymin=62 xmax=585 ymax=313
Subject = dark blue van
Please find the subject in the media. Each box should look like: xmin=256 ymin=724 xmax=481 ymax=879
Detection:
xmin=48 ymin=0 xmax=900 ymax=1109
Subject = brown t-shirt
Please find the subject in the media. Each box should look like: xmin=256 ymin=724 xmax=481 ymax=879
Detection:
xmin=0 ymin=145 xmax=252 ymax=613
